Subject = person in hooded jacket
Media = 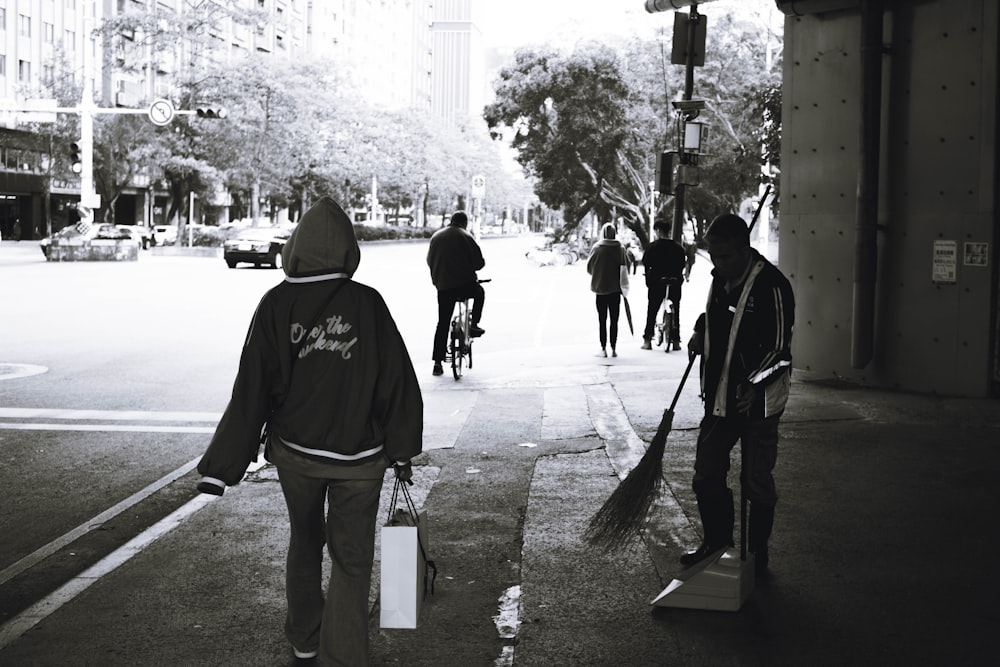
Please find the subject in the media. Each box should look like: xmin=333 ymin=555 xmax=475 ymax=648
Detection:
xmin=586 ymin=222 xmax=628 ymax=358
xmin=196 ymin=196 xmax=423 ymax=666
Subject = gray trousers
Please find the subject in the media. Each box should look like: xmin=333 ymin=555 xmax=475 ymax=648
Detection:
xmin=277 ymin=468 xmax=382 ymax=666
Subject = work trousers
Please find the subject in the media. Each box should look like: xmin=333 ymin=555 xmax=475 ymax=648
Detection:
xmin=277 ymin=469 xmax=382 ymax=667
xmin=691 ymin=413 xmax=780 ymax=548
xmin=433 ymin=282 xmax=485 ymax=362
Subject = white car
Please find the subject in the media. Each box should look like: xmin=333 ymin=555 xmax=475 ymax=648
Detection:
xmin=152 ymin=225 xmax=178 ymax=246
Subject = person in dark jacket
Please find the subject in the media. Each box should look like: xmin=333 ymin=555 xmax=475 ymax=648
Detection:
xmin=426 ymin=210 xmax=486 ymax=376
xmin=681 ymin=213 xmax=795 ymax=580
xmin=196 ymin=196 xmax=423 ymax=665
xmin=641 ymin=220 xmax=688 ymax=351
xmin=586 ymin=222 xmax=628 ymax=358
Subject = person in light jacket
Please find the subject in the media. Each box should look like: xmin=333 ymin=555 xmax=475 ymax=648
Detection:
xmin=196 ymin=196 xmax=423 ymax=666
xmin=586 ymin=222 xmax=628 ymax=358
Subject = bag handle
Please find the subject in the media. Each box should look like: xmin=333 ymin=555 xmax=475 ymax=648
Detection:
xmin=388 ymin=478 xmax=438 ymax=597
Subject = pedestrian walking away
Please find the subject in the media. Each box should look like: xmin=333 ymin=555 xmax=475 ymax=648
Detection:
xmin=641 ymin=219 xmax=687 ymax=350
xmin=195 ymin=196 xmax=424 ymax=666
xmin=426 ymin=210 xmax=486 ymax=377
xmin=587 ymin=222 xmax=628 ymax=358
xmin=681 ymin=213 xmax=795 ymax=580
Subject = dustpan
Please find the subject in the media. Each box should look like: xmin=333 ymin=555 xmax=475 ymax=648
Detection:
xmin=651 ymin=439 xmax=755 ymax=612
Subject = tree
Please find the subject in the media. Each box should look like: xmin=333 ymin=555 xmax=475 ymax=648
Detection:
xmin=484 ymin=44 xmax=634 ymax=233
xmin=485 ymin=8 xmax=783 ymax=247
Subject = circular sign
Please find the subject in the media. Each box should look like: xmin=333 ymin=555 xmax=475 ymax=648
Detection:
xmin=471 ymin=174 xmax=486 ymax=197
xmin=148 ymin=98 xmax=175 ymax=126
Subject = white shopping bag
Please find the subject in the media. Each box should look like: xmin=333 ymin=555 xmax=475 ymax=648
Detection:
xmin=380 ymin=500 xmax=435 ymax=629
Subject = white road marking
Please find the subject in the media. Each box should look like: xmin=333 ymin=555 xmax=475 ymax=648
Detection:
xmin=0 ymin=423 xmax=216 ymax=433
xmin=0 ymin=364 xmax=47 ymax=381
xmin=0 ymin=457 xmax=201 ymax=587
xmin=0 ymin=407 xmax=220 ymax=421
xmin=0 ymin=459 xmax=266 ymax=650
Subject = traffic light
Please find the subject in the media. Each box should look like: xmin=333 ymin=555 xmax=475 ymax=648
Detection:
xmin=69 ymin=141 xmax=82 ymax=174
xmin=195 ymin=106 xmax=229 ymax=119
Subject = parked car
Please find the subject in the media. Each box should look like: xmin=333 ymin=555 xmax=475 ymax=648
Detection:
xmin=117 ymin=225 xmax=151 ymax=249
xmin=39 ymin=223 xmax=139 ymax=258
xmin=223 ymin=226 xmax=292 ymax=269
xmin=152 ymin=225 xmax=178 ymax=246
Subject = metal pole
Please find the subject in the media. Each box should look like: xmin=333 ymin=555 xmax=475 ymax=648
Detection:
xmin=851 ymin=0 xmax=884 ymax=368
xmin=672 ymin=5 xmax=699 ymax=243
xmin=79 ymin=0 xmax=96 ymax=219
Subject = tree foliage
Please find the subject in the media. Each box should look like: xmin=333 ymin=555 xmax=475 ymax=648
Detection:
xmin=484 ymin=7 xmax=783 ymax=246
xmin=84 ymin=2 xmax=528 ymax=229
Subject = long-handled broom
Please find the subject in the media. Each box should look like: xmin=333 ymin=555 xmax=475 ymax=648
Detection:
xmin=584 ymin=354 xmax=696 ymax=550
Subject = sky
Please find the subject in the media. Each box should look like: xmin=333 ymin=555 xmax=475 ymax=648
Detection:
xmin=479 ymin=0 xmax=783 ymax=50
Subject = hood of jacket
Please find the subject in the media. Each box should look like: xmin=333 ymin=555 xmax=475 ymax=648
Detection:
xmin=281 ymin=196 xmax=360 ymax=278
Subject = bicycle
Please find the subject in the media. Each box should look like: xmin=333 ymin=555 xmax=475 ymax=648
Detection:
xmin=448 ymin=278 xmax=490 ymax=380
xmin=654 ymin=279 xmax=681 ymax=353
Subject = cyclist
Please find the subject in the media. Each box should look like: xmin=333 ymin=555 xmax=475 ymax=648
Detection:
xmin=427 ymin=210 xmax=486 ymax=376
xmin=641 ymin=219 xmax=687 ymax=351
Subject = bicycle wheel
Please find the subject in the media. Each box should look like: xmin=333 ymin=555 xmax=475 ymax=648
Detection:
xmin=467 ymin=338 xmax=473 ymax=370
xmin=658 ymin=303 xmax=669 ymax=348
xmin=450 ymin=325 xmax=464 ymax=380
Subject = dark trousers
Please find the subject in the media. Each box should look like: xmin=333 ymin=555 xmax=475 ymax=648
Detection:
xmin=691 ymin=413 xmax=780 ymax=549
xmin=643 ymin=281 xmax=681 ymax=342
xmin=277 ymin=469 xmax=382 ymax=665
xmin=433 ymin=282 xmax=484 ymax=361
xmin=595 ymin=292 xmax=621 ymax=350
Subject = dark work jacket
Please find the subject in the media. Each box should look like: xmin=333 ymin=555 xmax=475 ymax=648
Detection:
xmin=695 ymin=249 xmax=795 ymax=419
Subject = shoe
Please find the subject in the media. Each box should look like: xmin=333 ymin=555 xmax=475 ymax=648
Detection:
xmin=470 ymin=325 xmax=485 ymax=338
xmin=432 ymin=362 xmax=443 ymax=376
xmin=751 ymin=548 xmax=769 ymax=580
xmin=641 ymin=339 xmax=652 ymax=350
xmin=679 ymin=542 xmax=727 ymax=567
xmin=597 ymin=348 xmax=607 ymax=358
xmin=671 ymin=341 xmax=682 ymax=351
xmin=611 ymin=349 xmax=618 ymax=358
xmin=655 ymin=331 xmax=664 ymax=346
xmin=293 ymin=647 xmax=318 ymax=659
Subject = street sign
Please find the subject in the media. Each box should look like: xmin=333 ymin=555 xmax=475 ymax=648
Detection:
xmin=471 ymin=174 xmax=486 ymax=198
xmin=148 ymin=98 xmax=175 ymax=126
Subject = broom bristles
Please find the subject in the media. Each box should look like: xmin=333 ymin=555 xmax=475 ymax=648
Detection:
xmin=584 ymin=410 xmax=674 ymax=550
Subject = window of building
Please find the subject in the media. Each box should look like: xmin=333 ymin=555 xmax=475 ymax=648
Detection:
xmin=0 ymin=8 xmax=6 ymax=31
xmin=19 ymin=60 xmax=31 ymax=83
xmin=65 ymin=30 xmax=76 ymax=51
xmin=0 ymin=55 xmax=6 ymax=78
xmin=19 ymin=14 xmax=31 ymax=38
xmin=44 ymin=22 xmax=55 ymax=44
xmin=43 ymin=63 xmax=54 ymax=84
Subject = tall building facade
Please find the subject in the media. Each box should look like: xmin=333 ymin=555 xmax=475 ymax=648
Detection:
xmin=430 ymin=0 xmax=484 ymax=127
xmin=0 ymin=0 xmax=485 ymax=238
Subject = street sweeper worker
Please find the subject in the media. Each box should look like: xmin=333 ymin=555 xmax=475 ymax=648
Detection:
xmin=682 ymin=212 xmax=795 ymax=579
xmin=195 ymin=196 xmax=423 ymax=665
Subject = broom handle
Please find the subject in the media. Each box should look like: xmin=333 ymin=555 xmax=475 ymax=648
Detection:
xmin=747 ymin=184 xmax=772 ymax=233
xmin=668 ymin=354 xmax=697 ymax=412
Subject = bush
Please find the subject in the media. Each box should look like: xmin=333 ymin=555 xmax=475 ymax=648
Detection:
xmin=190 ymin=226 xmax=230 ymax=247
xmin=352 ymin=224 xmax=436 ymax=242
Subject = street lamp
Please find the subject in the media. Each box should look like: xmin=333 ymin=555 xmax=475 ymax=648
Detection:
xmin=645 ymin=0 xmax=721 ymax=12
